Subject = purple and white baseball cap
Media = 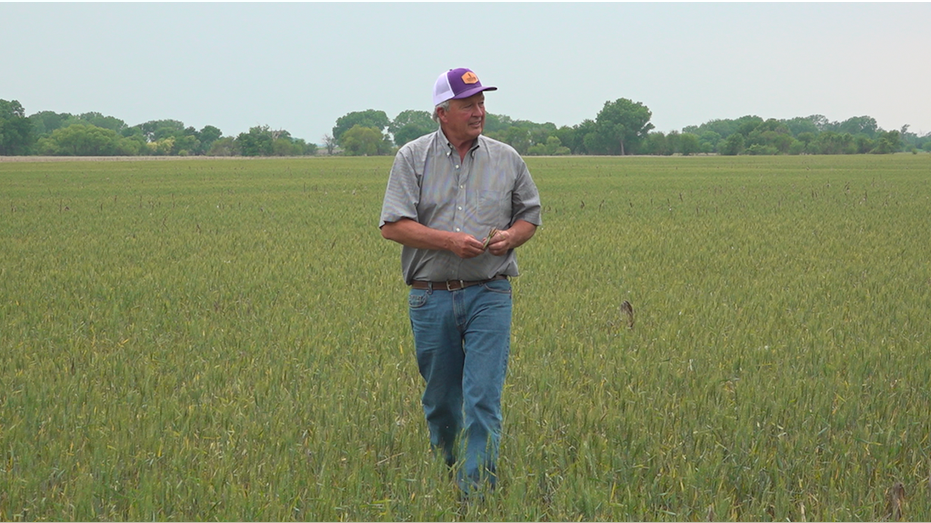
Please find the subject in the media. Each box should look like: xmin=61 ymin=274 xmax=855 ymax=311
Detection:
xmin=432 ymin=68 xmax=497 ymax=107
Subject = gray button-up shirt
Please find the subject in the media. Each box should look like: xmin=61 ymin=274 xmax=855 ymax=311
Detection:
xmin=380 ymin=129 xmax=542 ymax=285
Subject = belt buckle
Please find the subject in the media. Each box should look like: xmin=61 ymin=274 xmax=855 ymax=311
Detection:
xmin=447 ymin=280 xmax=464 ymax=291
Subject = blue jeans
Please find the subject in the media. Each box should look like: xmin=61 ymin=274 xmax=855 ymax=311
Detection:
xmin=408 ymin=278 xmax=512 ymax=494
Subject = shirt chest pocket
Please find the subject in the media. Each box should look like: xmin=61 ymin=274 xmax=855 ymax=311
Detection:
xmin=472 ymin=189 xmax=512 ymax=227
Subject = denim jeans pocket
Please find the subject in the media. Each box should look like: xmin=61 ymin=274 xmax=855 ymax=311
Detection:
xmin=409 ymin=289 xmax=430 ymax=308
xmin=481 ymin=279 xmax=512 ymax=297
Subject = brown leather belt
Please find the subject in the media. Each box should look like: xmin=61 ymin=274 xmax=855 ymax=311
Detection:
xmin=411 ymin=275 xmax=507 ymax=291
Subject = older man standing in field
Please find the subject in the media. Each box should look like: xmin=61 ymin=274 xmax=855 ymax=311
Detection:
xmin=379 ymin=67 xmax=542 ymax=497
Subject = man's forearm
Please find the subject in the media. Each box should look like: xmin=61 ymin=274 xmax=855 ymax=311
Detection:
xmin=381 ymin=218 xmax=536 ymax=259
xmin=505 ymin=219 xmax=537 ymax=249
xmin=380 ymin=218 xmax=455 ymax=251
xmin=484 ymin=219 xmax=536 ymax=256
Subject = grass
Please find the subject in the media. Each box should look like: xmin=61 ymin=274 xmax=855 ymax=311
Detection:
xmin=1 ymin=154 xmax=930 ymax=520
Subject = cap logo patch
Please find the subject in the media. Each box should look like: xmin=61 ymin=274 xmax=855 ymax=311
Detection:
xmin=461 ymin=71 xmax=479 ymax=84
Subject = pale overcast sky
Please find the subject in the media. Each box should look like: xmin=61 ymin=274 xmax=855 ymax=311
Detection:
xmin=3 ymin=2 xmax=929 ymax=142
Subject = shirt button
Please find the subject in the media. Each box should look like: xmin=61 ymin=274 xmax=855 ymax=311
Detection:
xmin=455 ymin=227 xmax=461 ymax=232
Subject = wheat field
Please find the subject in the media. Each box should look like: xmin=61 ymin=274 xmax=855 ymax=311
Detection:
xmin=2 ymin=154 xmax=929 ymax=520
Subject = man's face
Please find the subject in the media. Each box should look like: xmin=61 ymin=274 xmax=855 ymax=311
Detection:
xmin=440 ymin=93 xmax=486 ymax=144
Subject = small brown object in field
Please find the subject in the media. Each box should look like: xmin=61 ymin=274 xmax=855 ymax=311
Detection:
xmin=885 ymin=481 xmax=905 ymax=521
xmin=620 ymin=301 xmax=634 ymax=329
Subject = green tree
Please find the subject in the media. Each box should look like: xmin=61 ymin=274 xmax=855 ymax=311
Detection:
xmin=573 ymin=119 xmax=599 ymax=155
xmin=685 ymin=119 xmax=738 ymax=140
xmin=899 ymin=125 xmax=919 ymax=152
xmin=788 ymin=140 xmax=806 ymax=155
xmin=678 ymin=133 xmax=701 ymax=156
xmin=872 ymin=130 xmax=901 ymax=154
xmin=339 ymin=125 xmax=393 ymax=156
xmin=797 ymin=132 xmax=816 ymax=151
xmin=808 ymin=114 xmax=832 ymax=132
xmin=665 ymin=130 xmax=681 ymax=155
xmin=77 ymin=112 xmax=127 ymax=133
xmin=697 ymin=131 xmax=721 ymax=153
xmin=528 ymin=123 xmax=557 ymax=148
xmin=237 ymin=126 xmax=275 ymax=156
xmin=527 ymin=136 xmax=570 ymax=156
xmin=29 ymin=110 xmax=72 ymax=137
xmin=593 ymin=98 xmax=654 ymax=155
xmin=771 ymin=133 xmax=795 ymax=154
xmin=147 ymin=136 xmax=176 ymax=156
xmin=294 ymin=138 xmax=318 ymax=156
xmin=582 ymin=128 xmax=612 ymax=155
xmin=746 ymin=143 xmax=778 ymax=155
xmin=837 ymin=116 xmax=878 ymax=139
xmin=483 ymin=113 xmax=514 ymax=134
xmin=196 ymin=125 xmax=223 ymax=155
xmin=854 ymin=135 xmax=874 ymax=154
xmin=41 ymin=123 xmax=138 ymax=156
xmin=123 ymin=134 xmax=146 ymax=155
xmin=784 ymin=115 xmax=825 ymax=136
xmin=272 ymin=138 xmax=297 ymax=156
xmin=495 ymin=127 xmax=532 ymax=155
xmin=333 ymin=110 xmax=389 ymax=142
xmin=744 ymin=119 xmax=793 ymax=154
xmin=172 ymin=134 xmax=200 ymax=156
xmin=641 ymin=131 xmax=670 ymax=156
xmin=264 ymin=131 xmax=316 ymax=156
xmin=207 ymin=136 xmax=238 ymax=156
xmin=390 ymin=110 xmax=435 ymax=147
xmin=813 ymin=131 xmax=855 ymax=155
xmin=128 ymin=119 xmax=186 ymax=142
xmin=485 ymin=118 xmax=558 ymax=155
xmin=736 ymin=115 xmax=765 ymax=137
xmin=0 ymin=99 xmax=35 ymax=155
xmin=554 ymin=125 xmax=582 ymax=154
xmin=719 ymin=133 xmax=745 ymax=155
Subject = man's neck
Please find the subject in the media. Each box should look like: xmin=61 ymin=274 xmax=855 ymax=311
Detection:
xmin=452 ymin=139 xmax=475 ymax=162
xmin=441 ymin=129 xmax=478 ymax=162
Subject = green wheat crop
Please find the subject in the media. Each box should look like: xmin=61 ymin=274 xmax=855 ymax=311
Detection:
xmin=1 ymin=154 xmax=929 ymax=520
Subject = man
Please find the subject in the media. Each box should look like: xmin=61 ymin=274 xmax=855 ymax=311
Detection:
xmin=379 ymin=67 xmax=542 ymax=496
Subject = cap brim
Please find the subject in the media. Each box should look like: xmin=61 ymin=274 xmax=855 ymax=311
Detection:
xmin=451 ymin=85 xmax=497 ymax=99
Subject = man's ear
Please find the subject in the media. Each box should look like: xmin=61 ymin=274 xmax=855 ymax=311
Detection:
xmin=435 ymin=106 xmax=448 ymax=123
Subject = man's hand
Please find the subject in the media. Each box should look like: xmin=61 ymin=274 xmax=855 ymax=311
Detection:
xmin=381 ymin=218 xmax=486 ymax=259
xmin=485 ymin=220 xmax=537 ymax=256
xmin=449 ymin=233 xmax=486 ymax=259
xmin=484 ymin=229 xmax=511 ymax=256
xmin=382 ymin=218 xmax=536 ymax=259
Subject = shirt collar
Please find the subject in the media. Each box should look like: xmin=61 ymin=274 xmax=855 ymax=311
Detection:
xmin=437 ymin=129 xmax=482 ymax=157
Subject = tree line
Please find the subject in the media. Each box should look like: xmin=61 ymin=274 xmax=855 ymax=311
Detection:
xmin=329 ymin=102 xmax=929 ymax=157
xmin=2 ymin=97 xmax=929 ymax=158
xmin=0 ymin=100 xmax=316 ymax=157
